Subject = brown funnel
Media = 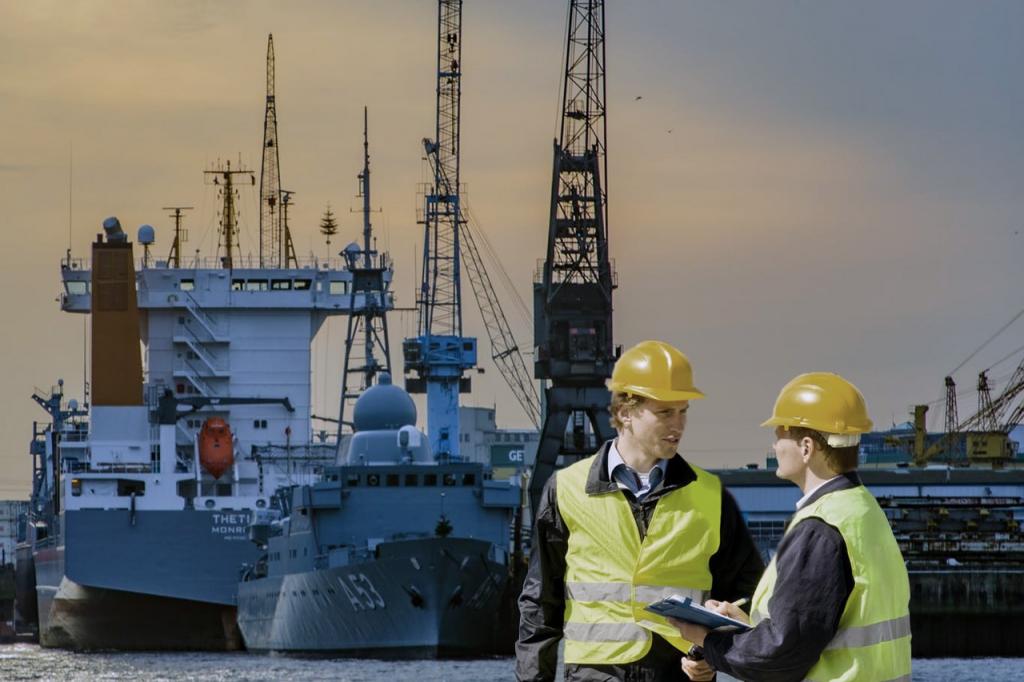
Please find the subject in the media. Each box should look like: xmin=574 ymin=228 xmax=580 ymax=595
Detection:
xmin=91 ymin=222 xmax=144 ymax=406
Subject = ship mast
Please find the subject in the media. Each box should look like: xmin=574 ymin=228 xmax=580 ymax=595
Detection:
xmin=205 ymin=160 xmax=254 ymax=269
xmin=259 ymin=33 xmax=297 ymax=268
xmin=162 ymin=206 xmax=193 ymax=268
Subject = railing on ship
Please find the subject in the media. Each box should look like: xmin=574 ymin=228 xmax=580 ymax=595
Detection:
xmin=62 ymin=253 xmax=392 ymax=272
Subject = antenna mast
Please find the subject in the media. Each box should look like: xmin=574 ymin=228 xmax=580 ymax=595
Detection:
xmin=259 ymin=34 xmax=297 ymax=268
xmin=163 ymin=206 xmax=193 ymax=268
xmin=338 ymin=107 xmax=394 ymax=438
xmin=205 ymin=160 xmax=254 ymax=269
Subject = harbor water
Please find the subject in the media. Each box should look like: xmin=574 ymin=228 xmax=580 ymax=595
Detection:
xmin=0 ymin=645 xmax=1022 ymax=681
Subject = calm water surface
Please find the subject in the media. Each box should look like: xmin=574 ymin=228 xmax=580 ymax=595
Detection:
xmin=0 ymin=645 xmax=1021 ymax=681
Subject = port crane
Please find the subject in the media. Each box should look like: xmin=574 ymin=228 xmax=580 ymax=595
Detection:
xmin=529 ymin=0 xmax=618 ymax=513
xmin=405 ymin=0 xmax=541 ymax=458
xmin=912 ymin=364 xmax=1024 ymax=466
xmin=402 ymin=0 xmax=476 ymax=459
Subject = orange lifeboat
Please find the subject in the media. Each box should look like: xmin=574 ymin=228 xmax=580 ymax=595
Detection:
xmin=199 ymin=417 xmax=234 ymax=479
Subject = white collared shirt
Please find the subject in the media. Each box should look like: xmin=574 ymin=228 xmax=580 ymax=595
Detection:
xmin=606 ymin=440 xmax=668 ymax=501
xmin=796 ymin=475 xmax=844 ymax=510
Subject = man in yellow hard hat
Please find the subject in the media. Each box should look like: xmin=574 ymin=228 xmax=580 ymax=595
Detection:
xmin=516 ymin=340 xmax=764 ymax=681
xmin=671 ymin=372 xmax=912 ymax=682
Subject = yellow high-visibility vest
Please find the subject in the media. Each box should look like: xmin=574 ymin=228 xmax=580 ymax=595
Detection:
xmin=557 ymin=454 xmax=722 ymax=665
xmin=751 ymin=485 xmax=912 ymax=682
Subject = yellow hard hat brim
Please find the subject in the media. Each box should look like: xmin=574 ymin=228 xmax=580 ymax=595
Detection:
xmin=612 ymin=383 xmax=706 ymax=402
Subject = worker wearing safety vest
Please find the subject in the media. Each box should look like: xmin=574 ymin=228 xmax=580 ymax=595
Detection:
xmin=516 ymin=340 xmax=764 ymax=681
xmin=671 ymin=372 xmax=912 ymax=682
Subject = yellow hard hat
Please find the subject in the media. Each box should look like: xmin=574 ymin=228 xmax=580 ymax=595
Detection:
xmin=762 ymin=372 xmax=873 ymax=441
xmin=607 ymin=340 xmax=705 ymax=402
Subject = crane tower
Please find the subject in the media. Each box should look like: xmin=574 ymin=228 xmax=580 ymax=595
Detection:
xmin=530 ymin=0 xmax=618 ymax=512
xmin=403 ymin=0 xmax=477 ymax=460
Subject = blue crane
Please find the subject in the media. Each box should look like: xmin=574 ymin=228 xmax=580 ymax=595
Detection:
xmin=403 ymin=0 xmax=476 ymax=460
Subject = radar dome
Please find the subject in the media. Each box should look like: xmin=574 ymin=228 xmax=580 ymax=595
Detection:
xmin=138 ymin=224 xmax=156 ymax=245
xmin=352 ymin=373 xmax=417 ymax=432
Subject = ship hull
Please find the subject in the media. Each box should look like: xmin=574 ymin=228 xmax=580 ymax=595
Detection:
xmin=238 ymin=537 xmax=510 ymax=656
xmin=909 ymin=569 xmax=1024 ymax=657
xmin=14 ymin=543 xmax=38 ymax=635
xmin=33 ymin=508 xmax=259 ymax=650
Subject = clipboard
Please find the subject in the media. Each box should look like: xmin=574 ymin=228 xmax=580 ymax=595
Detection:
xmin=644 ymin=596 xmax=752 ymax=632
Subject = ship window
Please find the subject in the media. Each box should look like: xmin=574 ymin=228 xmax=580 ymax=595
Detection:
xmin=367 ymin=474 xmax=380 ymax=487
xmin=346 ymin=474 xmax=360 ymax=487
xmin=463 ymin=342 xmax=473 ymax=351
xmin=294 ymin=279 xmax=312 ymax=290
xmin=271 ymin=279 xmax=292 ymax=290
xmin=405 ymin=474 xmax=418 ymax=487
xmin=178 ymin=316 xmax=186 ymax=324
xmin=71 ymin=479 xmax=82 ymax=496
xmin=443 ymin=473 xmax=457 ymax=487
xmin=232 ymin=279 xmax=245 ymax=291
xmin=424 ymin=473 xmax=438 ymax=486
xmin=117 ymin=479 xmax=145 ymax=496
xmin=66 ymin=280 xmax=88 ymax=295
xmin=329 ymin=281 xmax=348 ymax=295
xmin=180 ymin=279 xmax=195 ymax=291
xmin=463 ymin=474 xmax=475 ymax=486
xmin=245 ymin=280 xmax=269 ymax=291
xmin=386 ymin=474 xmax=400 ymax=487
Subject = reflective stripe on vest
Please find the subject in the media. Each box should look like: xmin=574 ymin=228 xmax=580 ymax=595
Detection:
xmin=751 ymin=486 xmax=912 ymax=682
xmin=557 ymin=454 xmax=722 ymax=666
xmin=565 ymin=581 xmax=704 ymax=605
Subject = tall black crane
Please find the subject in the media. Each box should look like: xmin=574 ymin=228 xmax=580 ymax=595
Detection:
xmin=530 ymin=0 xmax=617 ymax=512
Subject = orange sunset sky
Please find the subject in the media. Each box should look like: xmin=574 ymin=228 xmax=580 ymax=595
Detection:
xmin=2 ymin=1 xmax=1022 ymax=497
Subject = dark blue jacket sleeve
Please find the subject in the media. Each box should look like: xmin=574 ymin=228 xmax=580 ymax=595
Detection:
xmin=515 ymin=475 xmax=567 ymax=682
xmin=702 ymin=518 xmax=854 ymax=682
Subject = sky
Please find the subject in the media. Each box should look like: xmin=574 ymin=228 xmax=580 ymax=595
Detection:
xmin=1 ymin=1 xmax=1022 ymax=498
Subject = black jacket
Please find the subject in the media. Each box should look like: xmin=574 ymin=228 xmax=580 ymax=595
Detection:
xmin=516 ymin=442 xmax=765 ymax=682
xmin=701 ymin=473 xmax=859 ymax=682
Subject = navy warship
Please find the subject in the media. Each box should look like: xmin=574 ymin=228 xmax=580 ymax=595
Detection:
xmin=236 ymin=374 xmax=521 ymax=656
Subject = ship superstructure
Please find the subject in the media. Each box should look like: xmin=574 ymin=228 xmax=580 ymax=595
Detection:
xmin=23 ymin=200 xmax=393 ymax=649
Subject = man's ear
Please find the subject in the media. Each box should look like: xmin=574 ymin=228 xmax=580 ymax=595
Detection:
xmin=800 ymin=436 xmax=815 ymax=462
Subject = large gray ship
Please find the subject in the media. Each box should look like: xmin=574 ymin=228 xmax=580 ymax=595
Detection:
xmin=236 ymin=375 xmax=521 ymax=656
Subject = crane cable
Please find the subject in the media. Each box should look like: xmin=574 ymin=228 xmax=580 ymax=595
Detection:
xmin=949 ymin=304 xmax=1024 ymax=376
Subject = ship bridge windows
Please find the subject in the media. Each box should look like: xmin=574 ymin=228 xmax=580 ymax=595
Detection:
xmin=271 ymin=279 xmax=292 ymax=290
xmin=179 ymin=279 xmax=195 ymax=291
xmin=329 ymin=280 xmax=349 ymax=295
xmin=294 ymin=279 xmax=312 ymax=290
xmin=345 ymin=474 xmax=360 ymax=487
xmin=65 ymin=280 xmax=89 ymax=295
xmin=386 ymin=474 xmax=400 ymax=487
xmin=367 ymin=474 xmax=380 ymax=487
xmin=117 ymin=479 xmax=146 ymax=497
xmin=405 ymin=474 xmax=419 ymax=487
xmin=245 ymin=280 xmax=269 ymax=292
xmin=424 ymin=473 xmax=438 ymax=486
